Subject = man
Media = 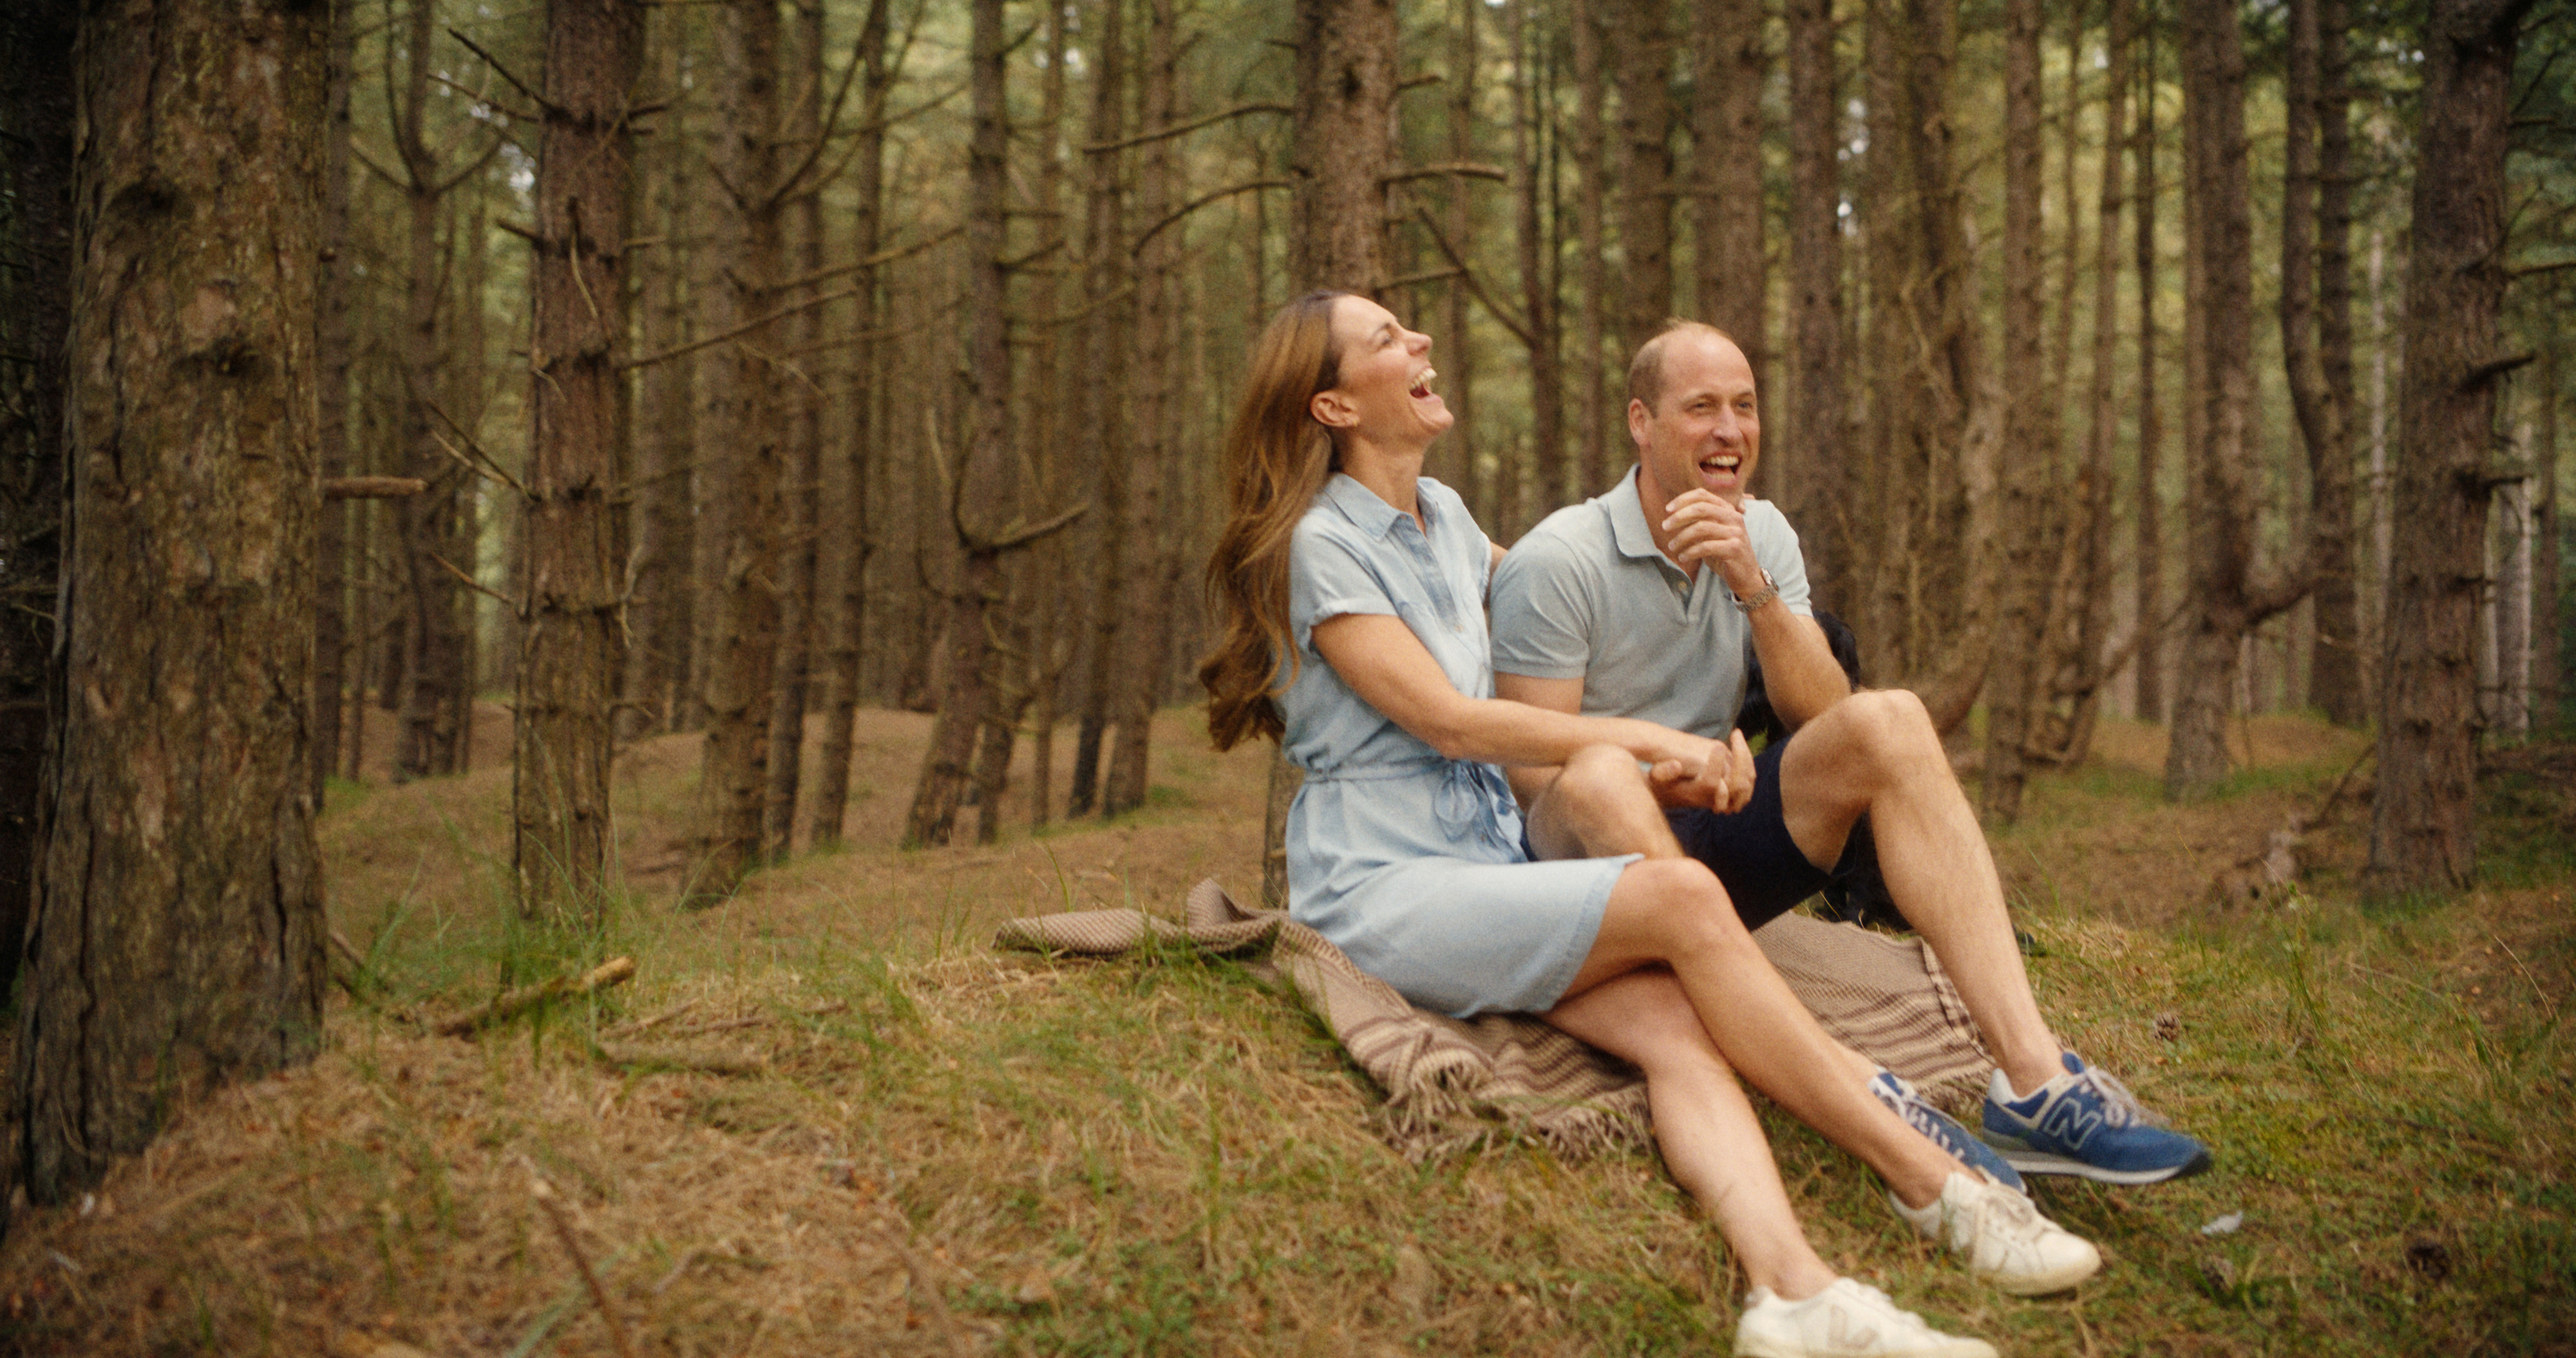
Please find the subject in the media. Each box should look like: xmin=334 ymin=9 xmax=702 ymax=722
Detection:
xmin=1490 ymin=320 xmax=2210 ymax=1185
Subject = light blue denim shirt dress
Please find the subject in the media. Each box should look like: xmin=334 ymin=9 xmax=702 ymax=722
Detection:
xmin=1280 ymin=473 xmax=1636 ymax=1018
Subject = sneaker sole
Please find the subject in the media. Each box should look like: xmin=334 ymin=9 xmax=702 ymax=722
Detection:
xmin=1984 ymin=1142 xmax=2213 ymax=1185
xmin=1982 ymin=1248 xmax=2102 ymax=1297
xmin=1738 ymin=1332 xmax=1998 ymax=1358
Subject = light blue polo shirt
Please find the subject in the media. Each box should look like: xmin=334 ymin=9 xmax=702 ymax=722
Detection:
xmin=1490 ymin=465 xmax=1812 ymax=740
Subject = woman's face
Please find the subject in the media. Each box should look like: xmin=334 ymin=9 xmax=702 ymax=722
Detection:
xmin=1313 ymin=296 xmax=1451 ymax=448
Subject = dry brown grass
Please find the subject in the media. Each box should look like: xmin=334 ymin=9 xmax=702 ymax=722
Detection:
xmin=3 ymin=706 xmax=2570 ymax=1356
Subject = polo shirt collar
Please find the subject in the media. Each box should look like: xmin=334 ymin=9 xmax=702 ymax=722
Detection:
xmin=1604 ymin=466 xmax=1664 ymax=561
xmin=1322 ymin=471 xmax=1425 ymax=538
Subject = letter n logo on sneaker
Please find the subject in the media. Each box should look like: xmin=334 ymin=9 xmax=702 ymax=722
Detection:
xmin=2040 ymin=1099 xmax=2103 ymax=1149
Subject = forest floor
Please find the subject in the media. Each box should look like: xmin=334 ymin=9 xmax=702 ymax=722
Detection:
xmin=1 ymin=703 xmax=2571 ymax=1356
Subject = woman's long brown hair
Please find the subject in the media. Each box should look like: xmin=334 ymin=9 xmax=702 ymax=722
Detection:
xmin=1198 ymin=290 xmax=1349 ymax=751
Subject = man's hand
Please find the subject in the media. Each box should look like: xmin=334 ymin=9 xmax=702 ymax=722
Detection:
xmin=1645 ymin=728 xmax=1757 ymax=815
xmin=1659 ymin=489 xmax=1770 ymax=601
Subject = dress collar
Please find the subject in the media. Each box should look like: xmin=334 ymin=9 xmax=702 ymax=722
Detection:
xmin=1323 ymin=471 xmax=1428 ymax=538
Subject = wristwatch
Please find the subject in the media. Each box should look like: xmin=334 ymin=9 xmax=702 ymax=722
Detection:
xmin=1732 ymin=569 xmax=1779 ymax=615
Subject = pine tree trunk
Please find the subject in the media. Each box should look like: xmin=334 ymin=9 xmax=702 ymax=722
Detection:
xmin=513 ymin=0 xmax=641 ymax=920
xmin=1510 ymin=0 xmax=1562 ymax=538
xmin=1572 ymin=0 xmax=1611 ymax=499
xmin=1068 ymin=0 xmax=1130 ymax=820
xmin=312 ymin=0 xmax=357 ymax=804
xmin=806 ymin=0 xmax=893 ymax=849
xmin=1784 ymin=0 xmax=1846 ymax=609
xmin=10 ymin=0 xmax=328 ymax=1207
xmin=2132 ymin=19 xmax=2165 ymax=722
xmin=1104 ymin=0 xmax=1184 ymax=820
xmin=0 ymin=0 xmax=74 ymax=997
xmin=1443 ymin=0 xmax=1479 ymax=509
xmin=1025 ymin=0 xmax=1072 ymax=832
xmin=2280 ymin=0 xmax=2358 ymax=732
xmin=762 ymin=0 xmax=829 ymax=859
xmin=393 ymin=0 xmax=467 ymax=782
xmin=2166 ymin=0 xmax=2259 ymax=799
xmin=2369 ymin=0 xmax=2533 ymax=892
xmin=1611 ymin=0 xmax=1674 ymax=357
xmin=622 ymin=2 xmax=697 ymax=742
xmin=1984 ymin=0 xmax=2050 ymax=824
xmin=2309 ymin=0 xmax=2366 ymax=725
xmin=1695 ymin=0 xmax=1766 ymax=475
xmin=690 ymin=0 xmax=788 ymax=894
xmin=2535 ymin=348 xmax=2560 ymax=730
xmin=902 ymin=0 xmax=1014 ymax=847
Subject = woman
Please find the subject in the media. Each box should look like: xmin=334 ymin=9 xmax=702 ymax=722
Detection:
xmin=1200 ymin=293 xmax=2097 ymax=1358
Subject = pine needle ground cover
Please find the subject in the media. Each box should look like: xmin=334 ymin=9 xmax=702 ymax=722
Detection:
xmin=1 ymin=710 xmax=2568 ymax=1356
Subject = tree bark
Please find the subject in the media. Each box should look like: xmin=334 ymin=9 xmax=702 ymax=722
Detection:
xmin=312 ymin=0 xmax=357 ymax=804
xmin=2309 ymin=0 xmax=2365 ymax=725
xmin=1694 ymin=0 xmax=1766 ymax=476
xmin=1290 ymin=0 xmax=1398 ymax=292
xmin=10 ymin=0 xmax=328 ymax=1208
xmin=513 ymin=0 xmax=642 ymax=921
xmin=2369 ymin=0 xmax=2535 ymax=892
xmin=0 ymin=0 xmax=75 ymax=997
xmin=805 ymin=0 xmax=894 ymax=851
xmin=1102 ymin=0 xmax=1185 ymax=820
xmin=1069 ymin=0 xmax=1130 ymax=820
xmin=1572 ymin=0 xmax=1611 ymax=498
xmin=1785 ymin=0 xmax=1846 ymax=609
xmin=762 ymin=0 xmax=829 ymax=858
xmin=621 ymin=1 xmax=697 ymax=742
xmin=1510 ymin=0 xmax=1562 ymax=537
xmin=1025 ymin=0 xmax=1074 ymax=832
xmin=2132 ymin=15 xmax=2165 ymax=722
xmin=1984 ymin=0 xmax=2050 ymax=824
xmin=2536 ymin=346 xmax=2561 ymax=730
xmin=392 ymin=0 xmax=469 ymax=782
xmin=689 ymin=0 xmax=788 ymax=896
xmin=1611 ymin=0 xmax=1676 ymax=356
xmin=2281 ymin=0 xmax=2360 ymax=730
xmin=902 ymin=0 xmax=1015 ymax=846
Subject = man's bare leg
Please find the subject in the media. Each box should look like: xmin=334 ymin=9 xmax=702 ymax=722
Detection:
xmin=1771 ymin=690 xmax=2062 ymax=1098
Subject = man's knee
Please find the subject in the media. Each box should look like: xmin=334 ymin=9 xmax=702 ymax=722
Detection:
xmin=1806 ymin=688 xmax=1942 ymax=783
xmin=1625 ymin=858 xmax=1758 ymax=962
xmin=1555 ymin=742 xmax=1651 ymax=807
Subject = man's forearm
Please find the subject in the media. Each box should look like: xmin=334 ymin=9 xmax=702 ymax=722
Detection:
xmin=1750 ymin=608 xmax=1850 ymax=730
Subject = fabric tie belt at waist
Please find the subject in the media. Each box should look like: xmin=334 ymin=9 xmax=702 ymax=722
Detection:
xmin=1302 ymin=755 xmax=1521 ymax=856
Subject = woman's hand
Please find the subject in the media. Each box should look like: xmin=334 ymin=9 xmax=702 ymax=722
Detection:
xmin=1644 ymin=729 xmax=1756 ymax=815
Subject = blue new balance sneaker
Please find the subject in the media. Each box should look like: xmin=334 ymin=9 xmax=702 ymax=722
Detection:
xmin=1869 ymin=1069 xmax=2025 ymax=1193
xmin=1978 ymin=1052 xmax=2212 ymax=1184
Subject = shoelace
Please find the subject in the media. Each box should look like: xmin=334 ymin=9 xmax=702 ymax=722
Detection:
xmin=2070 ymin=1063 xmax=2168 ymax=1129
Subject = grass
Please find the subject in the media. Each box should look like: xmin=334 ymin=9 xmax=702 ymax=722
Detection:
xmin=0 ymin=708 xmax=2570 ymax=1355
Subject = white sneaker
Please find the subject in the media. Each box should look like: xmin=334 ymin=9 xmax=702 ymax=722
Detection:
xmin=1734 ymin=1278 xmax=1997 ymax=1358
xmin=1891 ymin=1169 xmax=2102 ymax=1296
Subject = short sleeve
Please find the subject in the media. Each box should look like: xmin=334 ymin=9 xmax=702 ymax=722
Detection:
xmin=1748 ymin=501 xmax=1815 ymax=618
xmin=1289 ymin=520 xmax=1398 ymax=654
xmin=1489 ymin=531 xmax=1595 ymax=681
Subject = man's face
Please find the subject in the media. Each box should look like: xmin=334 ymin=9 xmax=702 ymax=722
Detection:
xmin=1629 ymin=332 xmax=1761 ymax=509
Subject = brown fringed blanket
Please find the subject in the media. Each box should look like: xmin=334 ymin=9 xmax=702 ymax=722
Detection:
xmin=996 ymin=878 xmax=1994 ymax=1163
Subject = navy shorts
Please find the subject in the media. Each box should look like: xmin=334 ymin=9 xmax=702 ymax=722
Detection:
xmin=1665 ymin=738 xmax=1835 ymax=930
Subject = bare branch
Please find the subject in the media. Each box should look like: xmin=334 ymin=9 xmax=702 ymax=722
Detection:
xmin=1083 ymin=101 xmax=1290 ymax=154
xmin=617 ymin=284 xmax=864 ymax=371
xmin=448 ymin=26 xmax=560 ymax=118
xmin=1132 ymin=180 xmax=1289 ymax=255
xmin=1410 ymin=205 xmax=1532 ymax=344
xmin=323 ymin=476 xmax=428 ymax=500
xmin=1381 ymin=161 xmax=1510 ymax=186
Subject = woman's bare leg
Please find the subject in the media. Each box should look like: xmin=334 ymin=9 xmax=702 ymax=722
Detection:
xmin=1544 ymin=968 xmax=1838 ymax=1301
xmin=1536 ymin=746 xmax=1961 ymax=1207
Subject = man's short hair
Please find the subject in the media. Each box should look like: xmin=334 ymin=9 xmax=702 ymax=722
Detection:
xmin=1627 ymin=319 xmax=1741 ymax=413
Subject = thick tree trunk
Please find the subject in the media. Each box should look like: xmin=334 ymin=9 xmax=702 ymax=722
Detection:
xmin=2309 ymin=0 xmax=2365 ymax=725
xmin=762 ymin=0 xmax=829 ymax=858
xmin=1695 ymin=0 xmax=1766 ymax=473
xmin=1984 ymin=0 xmax=2051 ymax=824
xmin=10 ymin=0 xmax=328 ymax=1207
xmin=806 ymin=0 xmax=893 ymax=850
xmin=0 ymin=0 xmax=75 ymax=997
xmin=2281 ymin=0 xmax=2360 ymax=730
xmin=1290 ymin=0 xmax=1397 ymax=292
xmin=1611 ymin=0 xmax=1675 ymax=357
xmin=1103 ymin=0 xmax=1184 ymax=820
xmin=622 ymin=3 xmax=697 ymax=742
xmin=393 ymin=0 xmax=468 ymax=782
xmin=1442 ymin=0 xmax=1480 ymax=509
xmin=689 ymin=0 xmax=788 ymax=895
xmin=513 ymin=0 xmax=641 ymax=920
xmin=1784 ymin=0 xmax=1846 ymax=608
xmin=1025 ymin=0 xmax=1073 ymax=832
xmin=2166 ymin=0 xmax=2260 ymax=798
xmin=2369 ymin=0 xmax=2533 ymax=892
xmin=902 ymin=0 xmax=1014 ymax=846
xmin=1068 ymin=0 xmax=1130 ymax=821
